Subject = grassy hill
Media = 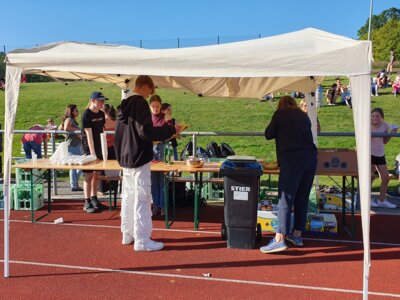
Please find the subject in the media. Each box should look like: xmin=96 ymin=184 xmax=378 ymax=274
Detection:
xmin=1 ymin=78 xmax=399 ymax=190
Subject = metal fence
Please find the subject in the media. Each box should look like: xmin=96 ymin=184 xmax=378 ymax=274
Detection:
xmin=2 ymin=34 xmax=263 ymax=53
xmin=1 ymin=129 xmax=400 ymax=195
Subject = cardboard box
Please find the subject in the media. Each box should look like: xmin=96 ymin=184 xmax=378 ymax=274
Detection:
xmin=257 ymin=210 xmax=279 ymax=232
xmin=320 ymin=192 xmax=357 ymax=211
xmin=257 ymin=206 xmax=337 ymax=235
xmin=317 ymin=148 xmax=357 ymax=175
xmin=305 ymin=213 xmax=337 ymax=234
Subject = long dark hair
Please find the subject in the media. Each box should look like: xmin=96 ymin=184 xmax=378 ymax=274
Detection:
xmin=104 ymin=104 xmax=116 ymax=121
xmin=61 ymin=104 xmax=78 ymax=128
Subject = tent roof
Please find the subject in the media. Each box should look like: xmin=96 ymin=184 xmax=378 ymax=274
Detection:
xmin=5 ymin=28 xmax=371 ymax=98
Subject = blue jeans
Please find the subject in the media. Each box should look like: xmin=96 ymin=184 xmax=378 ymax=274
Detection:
xmin=151 ymin=144 xmax=165 ymax=208
xmin=23 ymin=141 xmax=42 ymax=159
xmin=172 ymin=145 xmax=178 ymax=161
xmin=68 ymin=144 xmax=83 ymax=188
xmin=277 ymin=154 xmax=317 ymax=235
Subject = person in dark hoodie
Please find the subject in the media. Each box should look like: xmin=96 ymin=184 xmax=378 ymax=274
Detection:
xmin=114 ymin=75 xmax=177 ymax=252
xmin=260 ymin=96 xmax=317 ymax=254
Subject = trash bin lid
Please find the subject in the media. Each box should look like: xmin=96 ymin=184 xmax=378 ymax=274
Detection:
xmin=221 ymin=157 xmax=262 ymax=171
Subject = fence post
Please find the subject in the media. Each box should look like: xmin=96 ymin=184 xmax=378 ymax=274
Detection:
xmin=178 ymin=38 xmax=180 ymax=48
xmin=217 ymin=36 xmax=220 ymax=44
xmin=51 ymin=132 xmax=58 ymax=195
xmin=192 ymin=134 xmax=197 ymax=158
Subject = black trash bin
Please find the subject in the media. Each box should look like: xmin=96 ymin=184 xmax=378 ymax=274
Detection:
xmin=220 ymin=156 xmax=263 ymax=249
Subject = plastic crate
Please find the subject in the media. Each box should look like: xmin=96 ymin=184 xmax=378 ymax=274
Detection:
xmin=0 ymin=185 xmax=15 ymax=210
xmin=15 ymin=166 xmax=45 ymax=185
xmin=205 ymin=182 xmax=224 ymax=200
xmin=13 ymin=183 xmax=44 ymax=210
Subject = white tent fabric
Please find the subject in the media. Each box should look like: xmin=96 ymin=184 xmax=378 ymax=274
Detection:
xmin=4 ymin=28 xmax=372 ymax=298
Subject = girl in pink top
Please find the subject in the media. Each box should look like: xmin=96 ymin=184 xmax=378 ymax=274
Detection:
xmin=21 ymin=125 xmax=48 ymax=159
xmin=371 ymin=108 xmax=397 ymax=208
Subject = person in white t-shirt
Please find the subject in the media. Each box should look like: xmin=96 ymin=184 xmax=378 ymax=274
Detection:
xmin=370 ymin=108 xmax=397 ymax=208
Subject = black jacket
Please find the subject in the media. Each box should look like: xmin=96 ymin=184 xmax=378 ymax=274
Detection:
xmin=114 ymin=95 xmax=176 ymax=168
xmin=265 ymin=107 xmax=316 ymax=164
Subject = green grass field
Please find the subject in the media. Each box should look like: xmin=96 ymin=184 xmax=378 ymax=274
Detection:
xmin=1 ymin=77 xmax=399 ymax=191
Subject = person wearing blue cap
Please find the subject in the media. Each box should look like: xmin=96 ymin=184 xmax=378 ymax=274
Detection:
xmin=81 ymin=91 xmax=109 ymax=213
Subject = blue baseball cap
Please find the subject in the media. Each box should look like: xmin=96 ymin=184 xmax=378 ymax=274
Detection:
xmin=90 ymin=91 xmax=108 ymax=101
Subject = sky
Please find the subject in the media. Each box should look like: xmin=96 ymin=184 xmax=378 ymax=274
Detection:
xmin=1 ymin=0 xmax=399 ymax=51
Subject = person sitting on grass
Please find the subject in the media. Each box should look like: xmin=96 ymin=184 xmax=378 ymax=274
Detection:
xmin=325 ymin=83 xmax=339 ymax=106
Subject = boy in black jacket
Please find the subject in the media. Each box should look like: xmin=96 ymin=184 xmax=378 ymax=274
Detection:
xmin=114 ymin=75 xmax=176 ymax=251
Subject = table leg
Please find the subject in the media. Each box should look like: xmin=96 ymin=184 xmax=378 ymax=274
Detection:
xmin=342 ymin=175 xmax=356 ymax=239
xmin=351 ymin=176 xmax=355 ymax=236
xmin=108 ymin=181 xmax=112 ymax=210
xmin=164 ymin=173 xmax=169 ymax=228
xmin=30 ymin=169 xmax=34 ymax=223
xmin=341 ymin=176 xmax=346 ymax=228
xmin=47 ymin=169 xmax=51 ymax=213
xmin=194 ymin=172 xmax=199 ymax=230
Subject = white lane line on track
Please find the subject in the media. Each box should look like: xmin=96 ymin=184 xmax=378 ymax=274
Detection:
xmin=3 ymin=219 xmax=400 ymax=247
xmin=2 ymin=260 xmax=400 ymax=298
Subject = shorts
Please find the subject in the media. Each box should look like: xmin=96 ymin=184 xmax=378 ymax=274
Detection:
xmin=371 ymin=155 xmax=386 ymax=166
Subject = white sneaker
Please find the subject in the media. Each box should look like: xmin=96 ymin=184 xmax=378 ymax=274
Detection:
xmin=371 ymin=199 xmax=379 ymax=208
xmin=122 ymin=233 xmax=134 ymax=245
xmin=377 ymin=199 xmax=397 ymax=209
xmin=134 ymin=239 xmax=164 ymax=252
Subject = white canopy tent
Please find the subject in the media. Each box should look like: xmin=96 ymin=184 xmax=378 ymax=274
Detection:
xmin=4 ymin=28 xmax=372 ymax=298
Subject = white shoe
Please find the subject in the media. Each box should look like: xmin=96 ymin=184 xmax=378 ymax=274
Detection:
xmin=377 ymin=199 xmax=397 ymax=209
xmin=134 ymin=239 xmax=164 ymax=251
xmin=122 ymin=233 xmax=134 ymax=245
xmin=371 ymin=199 xmax=379 ymax=208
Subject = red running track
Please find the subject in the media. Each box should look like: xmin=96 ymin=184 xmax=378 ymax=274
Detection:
xmin=1 ymin=201 xmax=399 ymax=300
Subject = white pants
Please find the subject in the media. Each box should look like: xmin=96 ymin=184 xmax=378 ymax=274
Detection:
xmin=120 ymin=163 xmax=152 ymax=240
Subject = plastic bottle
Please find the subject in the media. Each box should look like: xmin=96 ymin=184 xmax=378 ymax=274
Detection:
xmin=168 ymin=142 xmax=173 ymax=164
xmin=260 ymin=188 xmax=267 ymax=201
xmin=164 ymin=144 xmax=169 ymax=164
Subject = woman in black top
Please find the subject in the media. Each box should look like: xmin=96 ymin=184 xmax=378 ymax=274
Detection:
xmin=260 ymin=96 xmax=317 ymax=254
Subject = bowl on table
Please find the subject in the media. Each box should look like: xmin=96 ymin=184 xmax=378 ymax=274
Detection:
xmin=185 ymin=157 xmax=204 ymax=168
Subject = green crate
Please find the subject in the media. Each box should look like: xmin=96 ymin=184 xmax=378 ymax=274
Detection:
xmin=204 ymin=182 xmax=224 ymax=201
xmin=0 ymin=185 xmax=15 ymax=210
xmin=13 ymin=183 xmax=44 ymax=210
xmin=15 ymin=164 xmax=45 ymax=185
